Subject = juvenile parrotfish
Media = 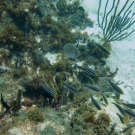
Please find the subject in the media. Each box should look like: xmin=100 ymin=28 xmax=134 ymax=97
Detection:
xmin=64 ymin=82 xmax=78 ymax=93
xmin=117 ymin=113 xmax=126 ymax=124
xmin=90 ymin=94 xmax=102 ymax=110
xmin=122 ymin=103 xmax=135 ymax=109
xmin=112 ymin=102 xmax=126 ymax=115
xmin=124 ymin=109 xmax=135 ymax=119
xmin=82 ymin=84 xmax=100 ymax=92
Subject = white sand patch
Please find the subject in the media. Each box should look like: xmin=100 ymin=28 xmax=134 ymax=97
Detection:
xmin=44 ymin=52 xmax=58 ymax=65
xmin=106 ymin=41 xmax=135 ymax=103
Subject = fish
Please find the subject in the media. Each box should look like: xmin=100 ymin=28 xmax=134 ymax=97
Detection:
xmin=101 ymin=93 xmax=108 ymax=105
xmin=82 ymin=84 xmax=100 ymax=92
xmin=108 ymin=79 xmax=124 ymax=94
xmin=90 ymin=94 xmax=102 ymax=110
xmin=112 ymin=102 xmax=126 ymax=115
xmin=16 ymin=57 xmax=20 ymax=68
xmin=107 ymin=68 xmax=118 ymax=77
xmin=108 ymin=123 xmax=117 ymax=135
xmin=1 ymin=94 xmax=11 ymax=111
xmin=83 ymin=73 xmax=95 ymax=84
xmin=116 ymin=113 xmax=126 ymax=124
xmin=39 ymin=83 xmax=55 ymax=96
xmin=122 ymin=123 xmax=135 ymax=133
xmin=76 ymin=65 xmax=98 ymax=76
xmin=63 ymin=82 xmax=78 ymax=93
xmin=102 ymin=91 xmax=114 ymax=96
xmin=124 ymin=109 xmax=135 ymax=118
xmin=122 ymin=103 xmax=135 ymax=109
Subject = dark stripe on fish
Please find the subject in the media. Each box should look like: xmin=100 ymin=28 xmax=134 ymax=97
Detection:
xmin=39 ymin=83 xmax=55 ymax=96
xmin=90 ymin=94 xmax=102 ymax=110
xmin=112 ymin=102 xmax=126 ymax=115
xmin=64 ymin=82 xmax=78 ymax=93
xmin=108 ymin=79 xmax=124 ymax=94
xmin=102 ymin=94 xmax=108 ymax=105
xmin=122 ymin=103 xmax=135 ymax=109
xmin=124 ymin=109 xmax=135 ymax=118
xmin=77 ymin=65 xmax=98 ymax=76
xmin=83 ymin=84 xmax=100 ymax=92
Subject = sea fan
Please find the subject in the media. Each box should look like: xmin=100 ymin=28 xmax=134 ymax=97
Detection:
xmin=63 ymin=44 xmax=79 ymax=60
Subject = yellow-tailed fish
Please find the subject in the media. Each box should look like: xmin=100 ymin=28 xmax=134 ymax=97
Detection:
xmin=112 ymin=102 xmax=126 ymax=115
xmin=108 ymin=79 xmax=124 ymax=94
xmin=117 ymin=113 xmax=126 ymax=124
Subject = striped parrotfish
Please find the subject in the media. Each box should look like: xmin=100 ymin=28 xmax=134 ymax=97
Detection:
xmin=124 ymin=109 xmax=135 ymax=119
xmin=76 ymin=65 xmax=98 ymax=76
xmin=39 ymin=83 xmax=55 ymax=96
xmin=122 ymin=103 xmax=135 ymax=109
xmin=112 ymin=102 xmax=126 ymax=115
xmin=90 ymin=94 xmax=102 ymax=110
xmin=108 ymin=79 xmax=124 ymax=94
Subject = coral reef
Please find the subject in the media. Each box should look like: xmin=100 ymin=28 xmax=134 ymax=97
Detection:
xmin=70 ymin=103 xmax=111 ymax=135
xmin=56 ymin=0 xmax=67 ymax=15
xmin=0 ymin=0 xmax=132 ymax=134
xmin=28 ymin=106 xmax=44 ymax=122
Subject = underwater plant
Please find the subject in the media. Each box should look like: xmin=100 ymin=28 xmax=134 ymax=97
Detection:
xmin=98 ymin=0 xmax=135 ymax=44
xmin=12 ymin=89 xmax=22 ymax=111
xmin=28 ymin=106 xmax=44 ymax=122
